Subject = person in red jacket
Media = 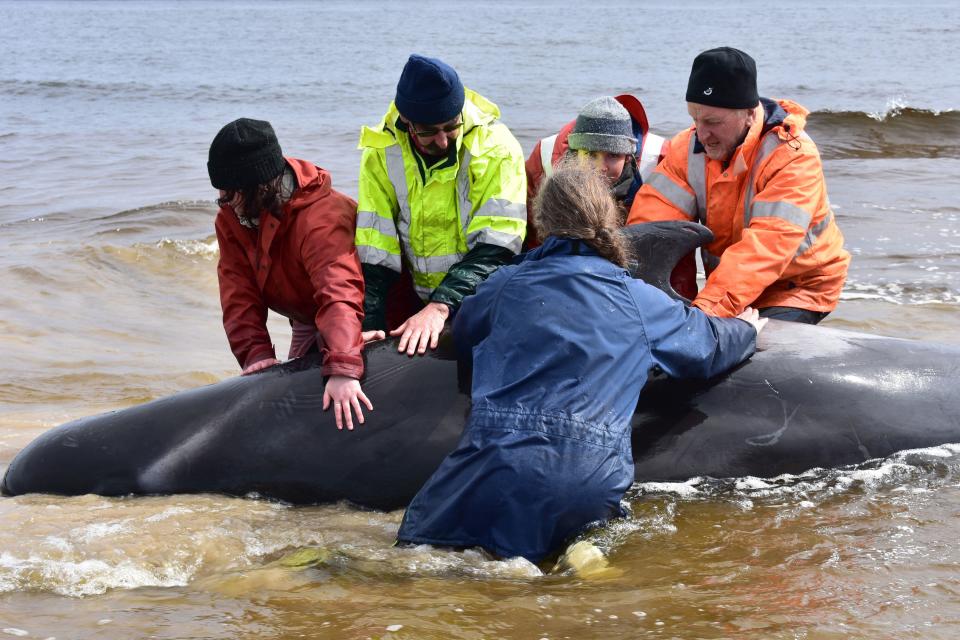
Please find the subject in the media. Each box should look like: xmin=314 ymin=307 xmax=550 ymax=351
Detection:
xmin=208 ymin=118 xmax=380 ymax=430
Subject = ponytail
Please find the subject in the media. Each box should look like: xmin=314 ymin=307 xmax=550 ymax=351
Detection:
xmin=533 ymin=158 xmax=631 ymax=267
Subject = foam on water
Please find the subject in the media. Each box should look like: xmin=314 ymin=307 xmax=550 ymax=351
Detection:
xmin=0 ymin=550 xmax=196 ymax=597
xmin=154 ymin=237 xmax=218 ymax=258
xmin=635 ymin=442 xmax=960 ymax=503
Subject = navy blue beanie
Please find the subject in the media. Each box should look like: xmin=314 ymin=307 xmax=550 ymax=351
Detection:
xmin=395 ymin=54 xmax=465 ymax=125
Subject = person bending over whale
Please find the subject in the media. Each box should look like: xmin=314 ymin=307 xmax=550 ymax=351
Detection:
xmin=395 ymin=160 xmax=766 ymax=563
xmin=627 ymin=47 xmax=850 ymax=324
xmin=208 ymin=118 xmax=381 ymax=430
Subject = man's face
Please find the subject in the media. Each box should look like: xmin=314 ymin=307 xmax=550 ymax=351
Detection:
xmin=576 ymin=149 xmax=628 ymax=183
xmin=687 ymin=103 xmax=755 ymax=162
xmin=406 ymin=114 xmax=463 ymax=156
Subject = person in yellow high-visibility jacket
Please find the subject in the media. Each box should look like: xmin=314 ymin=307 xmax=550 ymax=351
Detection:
xmin=355 ymin=54 xmax=527 ymax=355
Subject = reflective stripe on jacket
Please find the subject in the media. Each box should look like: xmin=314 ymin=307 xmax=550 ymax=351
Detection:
xmin=627 ymin=98 xmax=850 ymax=317
xmin=215 ymin=158 xmax=365 ymax=377
xmin=355 ymin=89 xmax=527 ymax=301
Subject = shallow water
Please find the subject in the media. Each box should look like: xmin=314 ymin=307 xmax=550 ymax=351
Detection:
xmin=2 ymin=0 xmax=960 ymax=638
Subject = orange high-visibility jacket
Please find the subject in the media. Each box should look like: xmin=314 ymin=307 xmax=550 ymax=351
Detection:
xmin=627 ymin=98 xmax=850 ymax=317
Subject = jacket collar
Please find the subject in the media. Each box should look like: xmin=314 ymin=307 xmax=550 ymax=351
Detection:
xmin=283 ymin=157 xmax=331 ymax=212
xmin=521 ymin=235 xmax=600 ymax=262
xmin=358 ymin=88 xmax=501 ymax=152
xmin=691 ymin=97 xmax=810 ymax=173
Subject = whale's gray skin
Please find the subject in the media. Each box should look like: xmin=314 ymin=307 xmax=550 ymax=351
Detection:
xmin=4 ymin=222 xmax=960 ymax=507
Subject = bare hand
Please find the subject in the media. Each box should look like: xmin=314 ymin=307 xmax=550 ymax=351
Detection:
xmin=736 ymin=307 xmax=769 ymax=335
xmin=241 ymin=357 xmax=281 ymax=376
xmin=361 ymin=330 xmax=386 ymax=343
xmin=322 ymin=375 xmax=373 ymax=431
xmin=389 ymin=302 xmax=450 ymax=356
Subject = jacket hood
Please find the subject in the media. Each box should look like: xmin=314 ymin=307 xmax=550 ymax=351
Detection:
xmin=761 ymin=97 xmax=809 ymax=138
xmin=358 ymin=88 xmax=501 ymax=150
xmin=285 ymin=157 xmax=332 ymax=209
xmin=615 ymin=94 xmax=651 ymax=140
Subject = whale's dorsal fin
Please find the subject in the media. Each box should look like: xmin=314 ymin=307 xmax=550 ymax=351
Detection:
xmin=621 ymin=221 xmax=714 ymax=303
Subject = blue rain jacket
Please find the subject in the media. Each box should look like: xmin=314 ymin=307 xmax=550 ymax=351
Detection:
xmin=396 ymin=236 xmax=757 ymax=562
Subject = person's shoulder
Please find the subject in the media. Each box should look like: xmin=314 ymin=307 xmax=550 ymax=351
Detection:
xmin=293 ymin=180 xmax=356 ymax=230
xmin=665 ymin=127 xmax=695 ymax=152
xmin=466 ymin=119 xmax=523 ymax=160
xmin=298 ymin=196 xmax=355 ymax=225
xmin=623 ymin=273 xmax=683 ymax=310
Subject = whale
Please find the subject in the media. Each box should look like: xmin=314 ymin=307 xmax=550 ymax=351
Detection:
xmin=4 ymin=222 xmax=960 ymax=509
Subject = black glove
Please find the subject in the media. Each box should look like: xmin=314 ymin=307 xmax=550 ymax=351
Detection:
xmin=361 ymin=263 xmax=399 ymax=331
xmin=429 ymin=243 xmax=515 ymax=309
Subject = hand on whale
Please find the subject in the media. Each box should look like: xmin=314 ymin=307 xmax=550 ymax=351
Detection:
xmin=323 ymin=374 xmax=373 ymax=431
xmin=242 ymin=358 xmax=281 ymax=375
xmin=736 ymin=307 xmax=768 ymax=334
xmin=390 ymin=302 xmax=451 ymax=356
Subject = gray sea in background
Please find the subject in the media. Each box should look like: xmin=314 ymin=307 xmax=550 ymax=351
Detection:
xmin=2 ymin=1 xmax=960 ymax=638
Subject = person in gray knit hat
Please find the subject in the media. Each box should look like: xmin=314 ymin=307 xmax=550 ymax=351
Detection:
xmin=567 ymin=96 xmax=637 ymax=157
xmin=524 ymin=94 xmax=669 ymax=247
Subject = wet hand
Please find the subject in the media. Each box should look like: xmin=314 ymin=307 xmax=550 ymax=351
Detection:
xmin=323 ymin=375 xmax=373 ymax=431
xmin=241 ymin=357 xmax=280 ymax=376
xmin=389 ymin=302 xmax=449 ymax=356
xmin=361 ymin=330 xmax=386 ymax=343
xmin=736 ymin=307 xmax=769 ymax=334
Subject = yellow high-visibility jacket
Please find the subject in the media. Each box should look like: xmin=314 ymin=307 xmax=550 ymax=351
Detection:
xmin=355 ymin=89 xmax=527 ymax=301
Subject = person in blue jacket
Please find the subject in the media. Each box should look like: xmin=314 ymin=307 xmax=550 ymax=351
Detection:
xmin=396 ymin=160 xmax=766 ymax=563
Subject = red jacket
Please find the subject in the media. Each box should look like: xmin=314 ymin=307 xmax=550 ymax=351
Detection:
xmin=215 ymin=158 xmax=365 ymax=378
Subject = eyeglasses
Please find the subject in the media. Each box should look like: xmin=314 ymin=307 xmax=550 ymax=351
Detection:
xmin=411 ymin=118 xmax=464 ymax=138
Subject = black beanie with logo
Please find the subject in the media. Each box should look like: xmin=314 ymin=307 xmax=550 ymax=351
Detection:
xmin=685 ymin=47 xmax=759 ymax=109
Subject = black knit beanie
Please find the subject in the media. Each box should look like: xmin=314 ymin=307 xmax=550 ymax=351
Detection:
xmin=686 ymin=47 xmax=759 ymax=109
xmin=207 ymin=118 xmax=285 ymax=190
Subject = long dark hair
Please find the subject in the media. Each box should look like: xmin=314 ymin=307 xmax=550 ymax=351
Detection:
xmin=533 ymin=159 xmax=631 ymax=267
xmin=216 ymin=170 xmax=287 ymax=223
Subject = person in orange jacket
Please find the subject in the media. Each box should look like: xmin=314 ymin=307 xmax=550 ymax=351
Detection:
xmin=526 ymin=95 xmax=697 ymax=299
xmin=208 ymin=118 xmax=382 ymax=430
xmin=627 ymin=47 xmax=850 ymax=323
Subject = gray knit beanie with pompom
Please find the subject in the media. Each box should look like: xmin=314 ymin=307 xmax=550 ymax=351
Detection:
xmin=567 ymin=97 xmax=637 ymax=155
